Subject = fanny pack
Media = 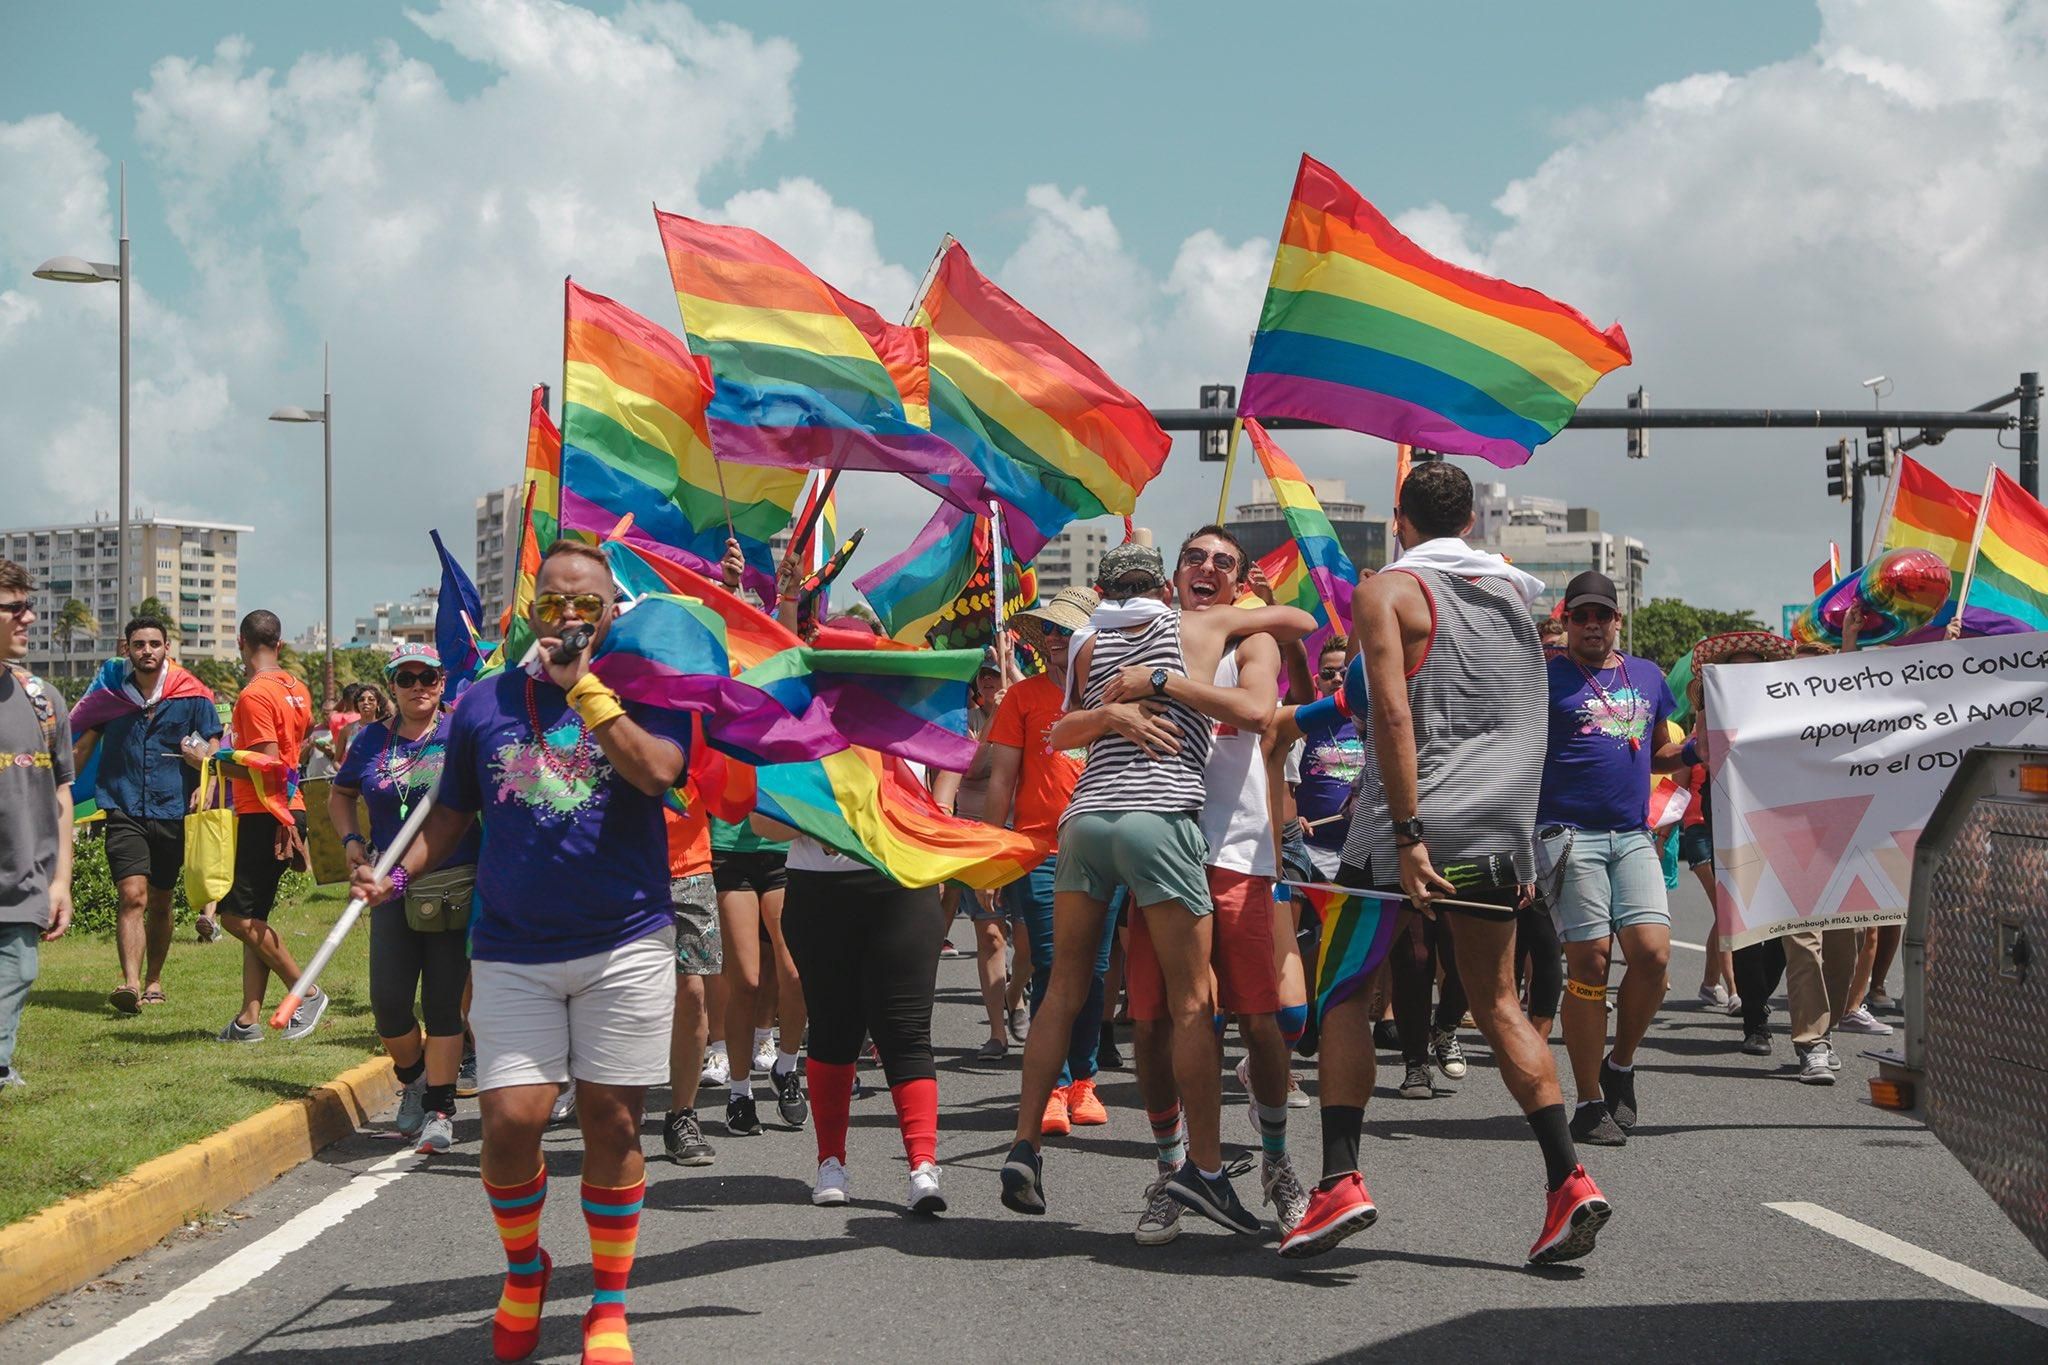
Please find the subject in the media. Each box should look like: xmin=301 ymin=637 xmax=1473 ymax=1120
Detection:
xmin=404 ymin=863 xmax=476 ymax=934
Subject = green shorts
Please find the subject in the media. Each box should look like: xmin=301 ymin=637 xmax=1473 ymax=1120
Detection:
xmin=1053 ymin=810 xmax=1212 ymax=916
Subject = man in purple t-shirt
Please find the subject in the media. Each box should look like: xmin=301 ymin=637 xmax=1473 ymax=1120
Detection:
xmin=1535 ymin=571 xmax=1687 ymax=1151
xmin=353 ymin=540 xmax=689 ymax=1364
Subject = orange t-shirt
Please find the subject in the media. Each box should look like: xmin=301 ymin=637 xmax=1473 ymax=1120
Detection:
xmin=986 ymin=673 xmax=1083 ymax=849
xmin=230 ymin=669 xmax=312 ymax=816
xmin=666 ymin=783 xmax=712 ymax=879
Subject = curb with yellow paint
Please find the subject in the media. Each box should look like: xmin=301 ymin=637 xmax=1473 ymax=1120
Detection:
xmin=0 ymin=1054 xmax=398 ymax=1323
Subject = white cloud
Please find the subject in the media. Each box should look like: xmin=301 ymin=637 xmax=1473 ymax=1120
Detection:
xmin=1038 ymin=0 xmax=1150 ymax=43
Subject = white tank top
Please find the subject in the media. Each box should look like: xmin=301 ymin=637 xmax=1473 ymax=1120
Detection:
xmin=1198 ymin=643 xmax=1275 ymax=876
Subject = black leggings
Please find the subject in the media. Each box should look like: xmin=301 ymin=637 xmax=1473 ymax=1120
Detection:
xmin=781 ymin=869 xmax=946 ymax=1087
xmin=1392 ymin=912 xmax=1467 ymax=1065
xmin=368 ymin=903 xmax=469 ymax=1038
xmin=1734 ymin=939 xmax=1786 ymax=1033
xmin=1517 ymin=902 xmax=1563 ymax=1019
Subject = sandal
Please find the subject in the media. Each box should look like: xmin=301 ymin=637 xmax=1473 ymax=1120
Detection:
xmin=109 ymin=985 xmax=142 ymax=1015
xmin=139 ymin=987 xmax=168 ymax=1006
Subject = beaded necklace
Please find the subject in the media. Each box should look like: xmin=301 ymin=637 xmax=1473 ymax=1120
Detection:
xmin=379 ymin=709 xmax=441 ymax=821
xmin=1572 ymin=651 xmax=1641 ymax=753
xmin=524 ymin=675 xmax=596 ymax=781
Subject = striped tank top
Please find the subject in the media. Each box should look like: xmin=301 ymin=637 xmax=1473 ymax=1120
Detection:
xmin=1062 ymin=612 xmax=1214 ymax=825
xmin=1341 ymin=566 xmax=1545 ymax=882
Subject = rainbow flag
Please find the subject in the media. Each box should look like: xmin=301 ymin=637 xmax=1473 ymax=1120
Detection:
xmin=1241 ymin=154 xmax=1631 ymax=467
xmin=227 ymin=749 xmax=300 ymax=828
xmin=1812 ymin=543 xmax=1842 ymax=598
xmin=1246 ymin=420 xmax=1357 ymax=633
xmin=510 ymin=384 xmax=561 ymax=623
xmin=654 ymin=210 xmax=981 ymax=510
xmin=1292 ymin=883 xmax=1400 ymax=1023
xmin=556 ymin=281 xmax=804 ymax=602
xmin=1881 ymin=454 xmax=2000 ymax=634
xmin=755 ymin=747 xmax=1050 ymax=890
xmin=1963 ymin=469 xmax=2048 ymax=635
xmin=859 ymin=504 xmax=983 ymax=643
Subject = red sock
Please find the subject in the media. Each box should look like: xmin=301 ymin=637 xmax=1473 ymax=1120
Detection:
xmin=580 ymin=1177 xmax=643 ymax=1364
xmin=809 ymin=1060 xmax=855 ymax=1165
xmin=891 ymin=1076 xmax=938 ymax=1168
xmin=483 ymin=1167 xmax=550 ymax=1362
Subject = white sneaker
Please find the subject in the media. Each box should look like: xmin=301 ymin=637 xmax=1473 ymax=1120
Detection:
xmin=812 ymin=1157 xmax=850 ymax=1206
xmin=1135 ymin=1170 xmax=1183 ymax=1245
xmin=549 ymin=1079 xmax=577 ymax=1121
xmin=753 ymin=1033 xmax=778 ymax=1076
xmin=1697 ymin=984 xmax=1729 ymax=1008
xmin=907 ymin=1161 xmax=946 ymax=1215
xmin=700 ymin=1049 xmax=730 ymax=1088
xmin=1725 ymin=993 xmax=1744 ymax=1017
xmin=1837 ymin=1006 xmax=1893 ymax=1035
xmin=1798 ymin=1043 xmax=1838 ymax=1085
xmin=1287 ymin=1071 xmax=1312 ymax=1109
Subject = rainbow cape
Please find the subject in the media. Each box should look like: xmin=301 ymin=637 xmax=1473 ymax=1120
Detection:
xmin=1245 ymin=420 xmax=1358 ymax=634
xmin=654 ymin=209 xmax=982 ymax=510
xmin=1964 ymin=469 xmax=2048 ymax=635
xmin=556 ymin=280 xmax=804 ymax=602
xmin=1290 ymin=883 xmax=1400 ymax=1023
xmin=68 ymin=658 xmax=216 ymax=821
xmin=1241 ymin=154 xmax=1630 ymax=467
xmin=227 ymin=749 xmax=300 ymax=828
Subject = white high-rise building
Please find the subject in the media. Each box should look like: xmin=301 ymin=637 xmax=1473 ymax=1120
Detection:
xmin=1470 ymin=483 xmax=1648 ymax=618
xmin=1034 ymin=522 xmax=1113 ymax=594
xmin=475 ymin=484 xmax=522 ymax=631
xmin=0 ymin=515 xmax=251 ymax=668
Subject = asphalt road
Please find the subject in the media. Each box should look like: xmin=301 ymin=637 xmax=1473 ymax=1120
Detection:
xmin=5 ymin=879 xmax=2046 ymax=1364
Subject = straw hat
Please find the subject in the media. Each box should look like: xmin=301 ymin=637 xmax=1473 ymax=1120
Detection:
xmin=1010 ymin=586 xmax=1099 ymax=654
xmin=1692 ymin=630 xmax=1795 ymax=672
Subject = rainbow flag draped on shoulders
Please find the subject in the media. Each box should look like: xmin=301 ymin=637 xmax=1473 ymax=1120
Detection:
xmin=1963 ymin=469 xmax=2048 ymax=635
xmin=1245 ymin=419 xmax=1358 ymax=634
xmin=1241 ymin=154 xmax=1630 ymax=467
xmin=68 ymin=658 xmax=217 ymax=821
xmin=556 ymin=280 xmax=805 ymax=602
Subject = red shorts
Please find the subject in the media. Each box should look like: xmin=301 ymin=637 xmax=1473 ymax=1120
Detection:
xmin=1125 ymin=867 xmax=1281 ymax=1021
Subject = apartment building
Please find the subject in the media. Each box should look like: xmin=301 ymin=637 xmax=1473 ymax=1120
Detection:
xmin=0 ymin=515 xmax=250 ymax=667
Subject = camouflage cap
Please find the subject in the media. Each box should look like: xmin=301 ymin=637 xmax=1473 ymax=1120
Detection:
xmin=1094 ymin=542 xmax=1167 ymax=597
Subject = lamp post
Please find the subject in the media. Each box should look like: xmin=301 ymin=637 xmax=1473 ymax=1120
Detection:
xmin=269 ymin=345 xmax=334 ymax=710
xmin=34 ymin=161 xmax=130 ymax=638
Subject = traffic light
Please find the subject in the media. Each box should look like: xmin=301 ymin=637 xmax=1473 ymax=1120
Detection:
xmin=1825 ymin=438 xmax=1849 ymax=500
xmin=1199 ymin=384 xmax=1236 ymax=462
xmin=1626 ymin=387 xmax=1648 ymax=460
xmin=1866 ymin=433 xmax=1888 ymax=479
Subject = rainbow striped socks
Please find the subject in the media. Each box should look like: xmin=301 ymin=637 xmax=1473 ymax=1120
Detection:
xmin=484 ymin=1167 xmax=551 ymax=1362
xmin=580 ymin=1177 xmax=644 ymax=1364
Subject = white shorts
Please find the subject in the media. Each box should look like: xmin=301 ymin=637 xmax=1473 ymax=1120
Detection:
xmin=469 ymin=927 xmax=677 ymax=1091
xmin=1306 ymin=844 xmax=1345 ymax=880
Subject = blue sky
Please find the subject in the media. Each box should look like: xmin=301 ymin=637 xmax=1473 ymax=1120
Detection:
xmin=4 ymin=0 xmax=2038 ymax=634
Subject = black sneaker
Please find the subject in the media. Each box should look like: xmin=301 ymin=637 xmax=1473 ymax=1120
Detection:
xmin=726 ymin=1092 xmax=763 ymax=1136
xmin=1569 ymin=1102 xmax=1628 ymax=1147
xmin=1740 ymin=1028 xmax=1773 ymax=1057
xmin=1000 ymin=1140 xmax=1045 ymax=1215
xmin=1164 ymin=1163 xmax=1263 ymax=1234
xmin=1373 ymin=1019 xmax=1401 ymax=1053
xmin=456 ymin=1049 xmax=479 ymax=1099
xmin=1599 ymin=1059 xmax=1639 ymax=1132
xmin=665 ymin=1109 xmax=715 ymax=1166
xmin=1097 ymin=1021 xmax=1124 ymax=1072
xmin=774 ymin=1066 xmax=809 ymax=1128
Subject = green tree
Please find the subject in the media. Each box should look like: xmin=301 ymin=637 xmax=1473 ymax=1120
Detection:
xmin=1629 ymin=597 xmax=1766 ymax=672
xmin=130 ymin=595 xmax=180 ymax=640
xmin=187 ymin=655 xmax=243 ymax=701
xmin=53 ymin=598 xmax=99 ymax=676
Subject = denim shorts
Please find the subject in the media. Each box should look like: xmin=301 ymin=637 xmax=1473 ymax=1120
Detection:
xmin=1538 ymin=827 xmax=1670 ymax=944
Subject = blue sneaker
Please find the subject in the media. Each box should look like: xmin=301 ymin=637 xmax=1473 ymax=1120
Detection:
xmin=1165 ymin=1163 xmax=1262 ymax=1234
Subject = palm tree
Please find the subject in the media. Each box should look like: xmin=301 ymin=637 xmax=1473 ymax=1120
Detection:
xmin=132 ymin=595 xmax=180 ymax=641
xmin=53 ymin=598 xmax=99 ymax=677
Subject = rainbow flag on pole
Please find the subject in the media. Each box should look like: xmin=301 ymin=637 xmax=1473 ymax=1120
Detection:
xmin=507 ymin=384 xmax=560 ymax=631
xmin=1962 ymin=468 xmax=2048 ymax=635
xmin=1291 ymin=883 xmax=1400 ymax=1023
xmin=556 ymin=281 xmax=804 ymax=601
xmin=1879 ymin=454 xmax=2009 ymax=635
xmin=1241 ymin=154 xmax=1631 ymax=467
xmin=1245 ymin=419 xmax=1357 ymax=633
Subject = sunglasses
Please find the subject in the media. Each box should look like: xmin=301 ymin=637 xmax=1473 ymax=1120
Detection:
xmin=1178 ymin=547 xmax=1241 ymax=574
xmin=534 ymin=592 xmax=608 ymax=627
xmin=1039 ymin=623 xmax=1075 ymax=640
xmin=1317 ymin=665 xmax=1345 ymax=680
xmin=1569 ymin=607 xmax=1618 ymax=625
xmin=391 ymin=668 xmax=443 ymax=689
xmin=0 ymin=599 xmax=31 ymax=619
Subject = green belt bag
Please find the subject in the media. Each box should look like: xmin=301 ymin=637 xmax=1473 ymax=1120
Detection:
xmin=404 ymin=864 xmax=476 ymax=934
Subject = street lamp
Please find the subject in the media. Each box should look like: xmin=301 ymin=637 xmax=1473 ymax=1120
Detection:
xmin=269 ymin=345 xmax=334 ymax=710
xmin=33 ymin=161 xmax=130 ymax=639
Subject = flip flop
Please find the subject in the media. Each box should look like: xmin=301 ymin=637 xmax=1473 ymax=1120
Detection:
xmin=139 ymin=987 xmax=168 ymax=1006
xmin=109 ymin=985 xmax=142 ymax=1015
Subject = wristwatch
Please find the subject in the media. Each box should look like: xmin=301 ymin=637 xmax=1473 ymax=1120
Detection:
xmin=1150 ymin=667 xmax=1170 ymax=697
xmin=1393 ymin=817 xmax=1425 ymax=847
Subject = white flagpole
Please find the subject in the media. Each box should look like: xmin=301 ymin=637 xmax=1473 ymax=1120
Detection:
xmin=989 ymin=499 xmax=1009 ymax=675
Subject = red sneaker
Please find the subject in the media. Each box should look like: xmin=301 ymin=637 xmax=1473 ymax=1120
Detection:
xmin=1277 ymin=1172 xmax=1377 ymax=1259
xmin=1042 ymin=1085 xmax=1072 ymax=1137
xmin=1529 ymin=1165 xmax=1610 ymax=1264
xmin=1066 ymin=1077 xmax=1108 ymax=1125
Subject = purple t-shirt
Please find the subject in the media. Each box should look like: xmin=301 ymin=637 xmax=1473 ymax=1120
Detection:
xmin=1536 ymin=652 xmax=1675 ymax=833
xmin=334 ymin=713 xmax=480 ymax=867
xmin=437 ymin=670 xmax=691 ymax=964
xmin=1293 ymin=697 xmax=1365 ymax=851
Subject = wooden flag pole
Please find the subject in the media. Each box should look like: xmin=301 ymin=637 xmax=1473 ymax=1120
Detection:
xmin=1951 ymin=464 xmax=2000 ymax=626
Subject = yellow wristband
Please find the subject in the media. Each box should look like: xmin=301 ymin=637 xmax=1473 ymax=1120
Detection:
xmin=566 ymin=673 xmax=627 ymax=731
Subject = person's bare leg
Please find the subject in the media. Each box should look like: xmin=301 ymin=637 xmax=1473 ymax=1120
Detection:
xmin=670 ymin=973 xmax=707 ymax=1113
xmin=1870 ymin=925 xmax=1902 ymax=1002
xmin=1318 ymin=989 xmax=1378 ymax=1110
xmin=1132 ymin=1017 xmax=1176 ymax=1112
xmin=1843 ymin=927 xmax=1879 ymax=1015
xmin=1138 ymin=901 xmax=1222 ymax=1171
xmin=577 ymin=1081 xmax=651 ymax=1185
xmin=1609 ymin=923 xmax=1670 ymax=1068
xmin=221 ymin=914 xmax=302 ymax=1026
xmin=142 ymin=885 xmax=175 ymax=994
xmin=1560 ymin=937 xmax=1613 ymax=1103
xmin=479 ymin=1084 xmax=554 ymax=1185
xmin=717 ymin=889 xmax=764 ymax=1097
xmin=760 ymin=886 xmax=804 ymax=1056
xmin=1241 ymin=1012 xmax=1290 ymax=1110
xmin=975 ymin=916 xmax=1009 ymax=1043
xmin=1007 ymin=942 xmax=1032 ymax=1014
xmin=113 ymin=875 xmax=151 ymax=992
xmin=1014 ymin=893 xmax=1109 ymax=1146
xmin=1445 ymin=914 xmax=1563 ymax=1113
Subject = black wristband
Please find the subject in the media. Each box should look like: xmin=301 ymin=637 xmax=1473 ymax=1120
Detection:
xmin=341 ymin=833 xmax=367 ymax=849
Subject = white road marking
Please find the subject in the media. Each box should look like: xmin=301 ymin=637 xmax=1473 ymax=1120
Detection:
xmin=1767 ymin=1201 xmax=2048 ymax=1330
xmin=44 ymin=1148 xmax=425 ymax=1365
xmin=1668 ymin=939 xmax=1707 ymax=952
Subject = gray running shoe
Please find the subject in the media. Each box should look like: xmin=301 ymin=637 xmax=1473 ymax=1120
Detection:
xmin=1798 ymin=1043 xmax=1839 ymax=1084
xmin=1008 ymin=1006 xmax=1031 ymax=1044
xmin=281 ymin=987 xmax=328 ymax=1041
xmin=394 ymin=1076 xmax=427 ymax=1137
xmin=416 ymin=1111 xmax=454 ymax=1154
xmin=550 ymin=1079 xmax=578 ymax=1122
xmin=1432 ymin=1030 xmax=1468 ymax=1080
xmin=974 ymin=1037 xmax=1008 ymax=1062
xmin=216 ymin=1018 xmax=263 ymax=1044
xmin=456 ymin=1051 xmax=479 ymax=1098
xmin=1570 ymin=1102 xmax=1628 ymax=1147
xmin=1399 ymin=1062 xmax=1435 ymax=1099
xmin=0 ymin=1068 xmax=24 ymax=1091
xmin=1134 ymin=1170 xmax=1183 ymax=1245
xmin=664 ymin=1109 xmax=715 ymax=1166
xmin=1261 ymin=1154 xmax=1311 ymax=1237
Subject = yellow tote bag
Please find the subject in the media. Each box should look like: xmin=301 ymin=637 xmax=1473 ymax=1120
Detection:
xmin=184 ymin=755 xmax=236 ymax=907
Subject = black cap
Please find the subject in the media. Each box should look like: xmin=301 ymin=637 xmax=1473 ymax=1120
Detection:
xmin=1563 ymin=571 xmax=1619 ymax=612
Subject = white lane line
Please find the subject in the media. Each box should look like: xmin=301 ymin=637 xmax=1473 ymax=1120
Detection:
xmin=1767 ymin=1201 xmax=2048 ymax=1330
xmin=45 ymin=1148 xmax=425 ymax=1365
xmin=1668 ymin=938 xmax=1707 ymax=952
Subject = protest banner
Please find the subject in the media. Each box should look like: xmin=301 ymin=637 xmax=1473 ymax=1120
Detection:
xmin=1704 ymin=632 xmax=2048 ymax=947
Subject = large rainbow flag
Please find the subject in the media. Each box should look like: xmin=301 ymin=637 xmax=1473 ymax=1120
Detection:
xmin=1245 ymin=419 xmax=1358 ymax=634
xmin=511 ymin=384 xmax=561 ymax=622
xmin=1962 ymin=469 xmax=2048 ymax=635
xmin=1879 ymin=454 xmax=2007 ymax=635
xmin=653 ymin=209 xmax=981 ymax=510
xmin=1240 ymin=154 xmax=1631 ymax=467
xmin=555 ymin=281 xmax=804 ymax=601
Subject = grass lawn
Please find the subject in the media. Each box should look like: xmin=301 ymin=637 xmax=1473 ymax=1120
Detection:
xmin=1 ymin=885 xmax=384 ymax=1229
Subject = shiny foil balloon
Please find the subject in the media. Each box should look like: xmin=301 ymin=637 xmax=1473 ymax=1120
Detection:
xmin=1793 ymin=547 xmax=1952 ymax=645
